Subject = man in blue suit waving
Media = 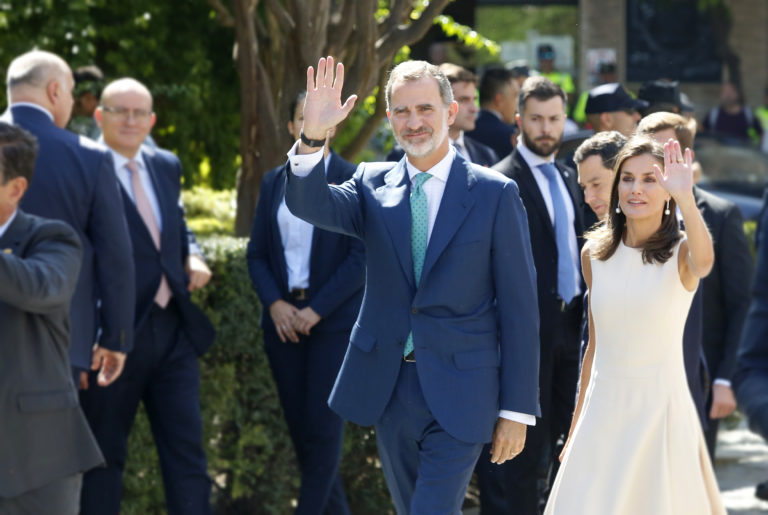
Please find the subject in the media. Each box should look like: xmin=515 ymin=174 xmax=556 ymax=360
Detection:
xmin=285 ymin=57 xmax=540 ymax=514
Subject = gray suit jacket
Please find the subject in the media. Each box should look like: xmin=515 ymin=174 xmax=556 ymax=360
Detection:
xmin=0 ymin=210 xmax=103 ymax=497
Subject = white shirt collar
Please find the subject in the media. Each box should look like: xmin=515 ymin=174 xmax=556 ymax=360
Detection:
xmin=405 ymin=146 xmax=455 ymax=184
xmin=0 ymin=209 xmax=17 ymax=239
xmin=516 ymin=138 xmax=555 ymax=170
xmin=11 ymin=102 xmax=54 ymax=122
xmin=107 ymin=147 xmax=147 ymax=173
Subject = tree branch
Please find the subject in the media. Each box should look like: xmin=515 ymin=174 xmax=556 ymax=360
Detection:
xmin=265 ymin=0 xmax=296 ymax=31
xmin=378 ymin=0 xmax=410 ymax=39
xmin=376 ymin=0 xmax=451 ymax=61
xmin=338 ymin=64 xmax=390 ymax=161
xmin=207 ymin=0 xmax=235 ymax=27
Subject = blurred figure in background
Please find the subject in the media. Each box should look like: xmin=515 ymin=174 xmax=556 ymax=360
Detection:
xmin=702 ymin=81 xmax=763 ymax=145
xmin=584 ymin=83 xmax=647 ymax=137
xmin=467 ymin=67 xmax=518 ymax=159
xmin=536 ymin=44 xmax=575 ymax=110
xmin=68 ymin=65 xmax=104 ymax=140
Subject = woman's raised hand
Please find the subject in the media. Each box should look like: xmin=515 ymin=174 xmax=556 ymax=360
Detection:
xmin=653 ymin=138 xmax=694 ymax=203
xmin=301 ymin=56 xmax=358 ymax=140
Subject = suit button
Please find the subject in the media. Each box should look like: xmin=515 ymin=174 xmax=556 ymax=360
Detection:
xmin=411 ymin=308 xmax=419 ymax=314
xmin=398 ymin=340 xmax=404 ymax=347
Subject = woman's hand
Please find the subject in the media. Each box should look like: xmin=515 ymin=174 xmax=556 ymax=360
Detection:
xmin=269 ymin=299 xmax=299 ymax=343
xmin=653 ymin=139 xmax=695 ymax=207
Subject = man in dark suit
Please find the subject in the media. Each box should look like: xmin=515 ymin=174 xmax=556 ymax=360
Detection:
xmin=3 ymin=50 xmax=134 ymax=390
xmin=638 ymin=112 xmax=753 ymax=459
xmin=488 ymin=76 xmax=584 ymax=515
xmin=735 ymin=191 xmax=768 ymax=501
xmin=79 ymin=78 xmax=215 ymax=515
xmin=0 ymin=122 xmax=104 ymax=514
xmin=286 ymin=57 xmax=539 ymax=514
xmin=246 ymin=91 xmax=364 ymax=514
xmin=466 ymin=67 xmax=518 ymax=159
xmin=387 ymin=63 xmax=498 ymax=167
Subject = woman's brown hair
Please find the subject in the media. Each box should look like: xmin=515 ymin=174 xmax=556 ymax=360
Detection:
xmin=587 ymin=135 xmax=681 ymax=264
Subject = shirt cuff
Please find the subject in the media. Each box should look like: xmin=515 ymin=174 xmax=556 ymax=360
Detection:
xmin=713 ymin=378 xmax=732 ymax=388
xmin=287 ymin=140 xmax=323 ymax=177
xmin=499 ymin=410 xmax=536 ymax=426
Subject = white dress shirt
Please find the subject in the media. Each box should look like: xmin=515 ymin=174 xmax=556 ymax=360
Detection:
xmin=516 ymin=140 xmax=582 ymax=298
xmin=288 ymin=141 xmax=535 ymax=426
xmin=109 ymin=149 xmax=163 ymax=231
xmin=0 ymin=210 xmax=17 ymax=238
xmin=277 ymin=153 xmax=331 ymax=290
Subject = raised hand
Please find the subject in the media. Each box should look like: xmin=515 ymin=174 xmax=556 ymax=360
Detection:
xmin=653 ymin=139 xmax=694 ymax=204
xmin=302 ymin=56 xmax=358 ymax=141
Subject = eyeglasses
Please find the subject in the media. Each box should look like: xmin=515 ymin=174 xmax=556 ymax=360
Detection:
xmin=100 ymin=106 xmax=153 ymax=120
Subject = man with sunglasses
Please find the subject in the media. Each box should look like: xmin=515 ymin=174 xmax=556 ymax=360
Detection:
xmin=584 ymin=83 xmax=648 ymax=136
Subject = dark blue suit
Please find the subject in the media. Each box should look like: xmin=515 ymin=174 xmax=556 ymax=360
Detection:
xmin=246 ymin=153 xmax=364 ymax=514
xmin=466 ymin=109 xmax=517 ymax=160
xmin=6 ymin=104 xmax=135 ymax=370
xmin=387 ymin=136 xmax=499 ymax=168
xmin=286 ymin=151 xmax=540 ymax=513
xmin=80 ymin=145 xmax=215 ymax=515
xmin=735 ymin=192 xmax=768 ymax=443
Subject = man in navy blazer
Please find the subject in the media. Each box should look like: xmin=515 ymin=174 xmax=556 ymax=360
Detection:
xmin=79 ymin=78 xmax=215 ymax=515
xmin=246 ymin=90 xmax=364 ymax=514
xmin=490 ymin=77 xmax=585 ymax=514
xmin=466 ymin=67 xmax=519 ymax=160
xmin=4 ymin=50 xmax=134 ymax=389
xmin=285 ymin=57 xmax=539 ymax=514
xmin=735 ymin=192 xmax=768 ymax=501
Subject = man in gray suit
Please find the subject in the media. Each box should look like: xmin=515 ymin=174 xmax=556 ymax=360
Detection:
xmin=0 ymin=122 xmax=103 ymax=513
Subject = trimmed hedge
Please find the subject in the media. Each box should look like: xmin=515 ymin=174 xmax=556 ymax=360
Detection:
xmin=120 ymin=236 xmax=392 ymax=514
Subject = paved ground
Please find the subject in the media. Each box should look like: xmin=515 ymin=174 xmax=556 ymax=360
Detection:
xmin=717 ymin=419 xmax=768 ymax=514
xmin=463 ymin=419 xmax=768 ymax=514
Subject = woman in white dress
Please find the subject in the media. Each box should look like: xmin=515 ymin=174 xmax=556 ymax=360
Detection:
xmin=544 ymin=135 xmax=725 ymax=514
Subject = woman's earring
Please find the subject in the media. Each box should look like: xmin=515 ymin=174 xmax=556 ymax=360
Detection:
xmin=615 ymin=205 xmax=621 ymax=214
xmin=665 ymin=199 xmax=671 ymax=216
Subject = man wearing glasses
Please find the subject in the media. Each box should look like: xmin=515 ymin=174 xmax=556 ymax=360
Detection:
xmin=79 ymin=78 xmax=215 ymax=515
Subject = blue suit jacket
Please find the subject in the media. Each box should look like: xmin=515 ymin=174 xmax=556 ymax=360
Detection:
xmin=119 ymin=145 xmax=215 ymax=355
xmin=285 ymin=152 xmax=540 ymax=443
xmin=466 ymin=109 xmax=517 ymax=160
xmin=387 ymin=136 xmax=499 ymax=168
xmin=9 ymin=105 xmax=135 ymax=369
xmin=247 ymin=153 xmax=365 ymax=333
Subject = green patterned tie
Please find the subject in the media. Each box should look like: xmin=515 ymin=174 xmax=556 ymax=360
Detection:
xmin=404 ymin=172 xmax=432 ymax=358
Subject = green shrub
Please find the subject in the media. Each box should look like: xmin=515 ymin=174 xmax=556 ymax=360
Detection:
xmin=121 ymin=236 xmax=392 ymax=514
xmin=182 ymin=187 xmax=236 ymax=236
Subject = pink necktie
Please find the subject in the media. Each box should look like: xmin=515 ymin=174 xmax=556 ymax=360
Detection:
xmin=126 ymin=160 xmax=172 ymax=308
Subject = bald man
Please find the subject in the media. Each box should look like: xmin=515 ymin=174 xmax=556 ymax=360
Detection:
xmin=2 ymin=50 xmax=134 ymax=390
xmin=78 ymin=78 xmax=215 ymax=515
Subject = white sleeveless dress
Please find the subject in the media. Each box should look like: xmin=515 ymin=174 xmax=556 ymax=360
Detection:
xmin=544 ymin=238 xmax=725 ymax=514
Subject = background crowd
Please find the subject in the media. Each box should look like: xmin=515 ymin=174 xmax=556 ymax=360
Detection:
xmin=4 ymin=1 xmax=768 ymax=514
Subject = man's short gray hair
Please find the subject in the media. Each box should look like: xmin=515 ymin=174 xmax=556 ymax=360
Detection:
xmin=6 ymin=50 xmax=69 ymax=92
xmin=385 ymin=60 xmax=453 ymax=111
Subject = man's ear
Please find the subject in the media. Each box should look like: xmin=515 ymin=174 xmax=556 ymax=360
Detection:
xmin=149 ymin=112 xmax=156 ymax=130
xmin=8 ymin=176 xmax=28 ymax=203
xmin=515 ymin=112 xmax=521 ymax=127
xmin=94 ymin=107 xmax=103 ymax=127
xmin=447 ymin=101 xmax=459 ymax=125
xmin=601 ymin=112 xmax=613 ymax=130
xmin=46 ymin=79 xmax=60 ymax=105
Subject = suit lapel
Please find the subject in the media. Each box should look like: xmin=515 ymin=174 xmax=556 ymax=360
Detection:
xmin=377 ymin=160 xmax=415 ymax=289
xmin=513 ymin=152 xmax=555 ymax=239
xmin=420 ymin=156 xmax=475 ymax=285
xmin=142 ymin=150 xmax=172 ymax=250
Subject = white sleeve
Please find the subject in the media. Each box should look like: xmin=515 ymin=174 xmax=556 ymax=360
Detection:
xmin=287 ymin=140 xmax=323 ymax=177
xmin=499 ymin=410 xmax=536 ymax=426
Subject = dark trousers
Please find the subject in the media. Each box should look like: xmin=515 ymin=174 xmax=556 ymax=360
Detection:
xmin=79 ymin=302 xmax=211 ymax=515
xmin=375 ymin=361 xmax=483 ymax=515
xmin=477 ymin=306 xmax=580 ymax=515
xmin=0 ymin=473 xmax=82 ymax=515
xmin=264 ymin=328 xmax=351 ymax=515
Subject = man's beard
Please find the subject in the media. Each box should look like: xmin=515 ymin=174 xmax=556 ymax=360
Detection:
xmin=521 ymin=126 xmax=562 ymax=158
xmin=395 ymin=120 xmax=449 ymax=159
